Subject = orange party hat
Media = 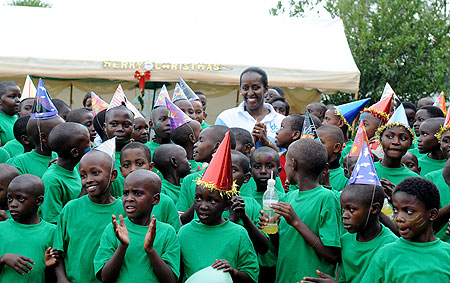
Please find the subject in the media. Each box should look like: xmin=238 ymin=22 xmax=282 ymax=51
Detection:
xmin=349 ymin=122 xmax=372 ymax=157
xmin=433 ymin=91 xmax=447 ymax=116
xmin=361 ymin=93 xmax=393 ymax=123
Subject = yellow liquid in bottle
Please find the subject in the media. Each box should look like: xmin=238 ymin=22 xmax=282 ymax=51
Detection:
xmin=262 ymin=224 xmax=278 ymax=234
xmin=381 ymin=199 xmax=393 ymax=219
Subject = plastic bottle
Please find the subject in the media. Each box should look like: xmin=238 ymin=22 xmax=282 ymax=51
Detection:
xmin=381 ymin=198 xmax=393 ymax=220
xmin=262 ymin=173 xmax=279 ymax=234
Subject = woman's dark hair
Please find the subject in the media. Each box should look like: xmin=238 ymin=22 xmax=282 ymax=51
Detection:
xmin=82 ymin=92 xmax=92 ymax=107
xmin=239 ymin=67 xmax=268 ymax=88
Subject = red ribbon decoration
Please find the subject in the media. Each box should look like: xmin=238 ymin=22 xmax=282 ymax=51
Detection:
xmin=134 ymin=70 xmax=151 ymax=92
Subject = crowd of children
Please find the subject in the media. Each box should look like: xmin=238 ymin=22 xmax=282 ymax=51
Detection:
xmin=1 ymin=70 xmax=450 ymax=283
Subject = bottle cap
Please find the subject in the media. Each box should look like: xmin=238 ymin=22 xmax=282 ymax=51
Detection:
xmin=268 ymin=179 xmax=276 ymax=187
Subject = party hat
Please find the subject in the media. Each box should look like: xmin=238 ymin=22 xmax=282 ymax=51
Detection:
xmin=154 ymin=85 xmax=170 ymax=108
xmin=172 ymin=83 xmax=189 ymax=102
xmin=179 ymin=77 xmax=200 ymax=101
xmin=335 ymin=98 xmax=371 ymax=127
xmin=94 ymin=137 xmax=116 ymax=161
xmin=375 ymin=104 xmax=415 ymax=142
xmin=108 ymin=85 xmax=144 ymax=118
xmin=361 ymin=93 xmax=393 ymax=123
xmin=380 ymin=82 xmax=399 ymax=101
xmin=91 ymin=92 xmax=109 ymax=117
xmin=165 ymin=97 xmax=192 ymax=130
xmin=21 ymin=75 xmax=36 ymax=101
xmin=30 ymin=79 xmax=59 ymax=120
xmin=125 ymin=100 xmax=144 ymax=119
xmin=435 ymin=109 xmax=450 ymax=142
xmin=349 ymin=122 xmax=371 ymax=157
xmin=300 ymin=110 xmax=320 ymax=140
xmin=196 ymin=131 xmax=238 ymax=196
xmin=433 ymin=91 xmax=447 ymax=116
xmin=348 ymin=142 xmax=381 ymax=186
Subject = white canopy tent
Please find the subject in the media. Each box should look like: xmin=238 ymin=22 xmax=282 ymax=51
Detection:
xmin=0 ymin=1 xmax=360 ymax=122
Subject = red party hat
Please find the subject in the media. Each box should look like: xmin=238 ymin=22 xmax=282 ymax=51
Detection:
xmin=361 ymin=93 xmax=393 ymax=123
xmin=349 ymin=122 xmax=372 ymax=157
xmin=196 ymin=131 xmax=238 ymax=196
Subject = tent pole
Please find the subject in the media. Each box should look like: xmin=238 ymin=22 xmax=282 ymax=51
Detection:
xmin=69 ymin=83 xmax=73 ymax=108
xmin=354 ymin=89 xmax=359 ymax=100
xmin=235 ymin=88 xmax=239 ymax=106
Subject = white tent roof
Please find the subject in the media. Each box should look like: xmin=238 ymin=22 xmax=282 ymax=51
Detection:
xmin=0 ymin=0 xmax=360 ymax=92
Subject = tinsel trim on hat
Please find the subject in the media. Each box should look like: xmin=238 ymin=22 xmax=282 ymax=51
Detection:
xmin=194 ymin=177 xmax=239 ymax=197
xmin=334 ymin=109 xmax=351 ymax=128
xmin=375 ymin=122 xmax=416 ymax=145
xmin=361 ymin=108 xmax=389 ymax=123
xmin=435 ymin=125 xmax=450 ymax=143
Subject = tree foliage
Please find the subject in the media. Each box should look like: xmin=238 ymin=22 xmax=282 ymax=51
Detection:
xmin=272 ymin=0 xmax=450 ymax=105
xmin=8 ymin=0 xmax=52 ymax=8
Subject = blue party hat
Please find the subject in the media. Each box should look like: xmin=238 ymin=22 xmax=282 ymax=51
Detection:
xmin=94 ymin=137 xmax=116 ymax=161
xmin=348 ymin=142 xmax=381 ymax=186
xmin=172 ymin=83 xmax=189 ymax=102
xmin=375 ymin=103 xmax=415 ymax=142
xmin=30 ymin=79 xmax=59 ymax=120
xmin=179 ymin=77 xmax=200 ymax=101
xmin=300 ymin=110 xmax=320 ymax=140
xmin=335 ymin=98 xmax=371 ymax=127
xmin=165 ymin=97 xmax=192 ymax=130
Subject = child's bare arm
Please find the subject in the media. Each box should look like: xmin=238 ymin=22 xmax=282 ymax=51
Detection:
xmin=434 ymin=203 xmax=450 ymax=232
xmin=212 ymin=259 xmax=254 ymax=283
xmin=379 ymin=213 xmax=399 ymax=236
xmin=271 ymin=202 xmax=341 ymax=264
xmin=179 ymin=204 xmax=195 ymax=225
xmin=0 ymin=253 xmax=34 ymax=275
xmin=302 ymin=270 xmax=338 ymax=283
xmin=144 ymin=216 xmax=177 ymax=283
xmin=100 ymin=215 xmax=129 ymax=282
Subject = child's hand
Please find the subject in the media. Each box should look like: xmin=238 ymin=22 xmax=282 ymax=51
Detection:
xmin=271 ymin=202 xmax=298 ymax=227
xmin=258 ymin=210 xmax=269 ymax=230
xmin=381 ymin=178 xmax=395 ymax=202
xmin=0 ymin=253 xmax=34 ymax=275
xmin=144 ymin=215 xmax=156 ymax=253
xmin=112 ymin=215 xmax=129 ymax=246
xmin=44 ymin=247 xmax=59 ymax=267
xmin=446 ymin=219 xmax=450 ymax=236
xmin=229 ymin=196 xmax=245 ymax=222
xmin=0 ymin=210 xmax=8 ymax=221
xmin=301 ymin=270 xmax=337 ymax=283
xmin=211 ymin=259 xmax=237 ymax=276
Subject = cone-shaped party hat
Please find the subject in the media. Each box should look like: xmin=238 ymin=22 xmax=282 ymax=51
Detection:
xmin=361 ymin=93 xmax=393 ymax=123
xmin=433 ymin=91 xmax=447 ymax=116
xmin=154 ymin=85 xmax=170 ymax=108
xmin=349 ymin=122 xmax=372 ymax=157
xmin=300 ymin=110 xmax=320 ymax=140
xmin=30 ymin=79 xmax=59 ymax=120
xmin=435 ymin=109 xmax=450 ymax=142
xmin=172 ymin=83 xmax=189 ymax=102
xmin=381 ymin=82 xmax=399 ymax=101
xmin=375 ymin=104 xmax=415 ymax=143
xmin=179 ymin=77 xmax=200 ymax=101
xmin=21 ymin=75 xmax=36 ymax=101
xmin=165 ymin=97 xmax=192 ymax=130
xmin=335 ymin=98 xmax=371 ymax=127
xmin=94 ymin=137 xmax=116 ymax=161
xmin=348 ymin=142 xmax=381 ymax=186
xmin=196 ymin=131 xmax=238 ymax=196
xmin=91 ymin=92 xmax=109 ymax=117
xmin=108 ymin=85 xmax=144 ymax=118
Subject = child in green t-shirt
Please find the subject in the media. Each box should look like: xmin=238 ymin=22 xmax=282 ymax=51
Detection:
xmin=0 ymin=81 xmax=20 ymax=146
xmin=262 ymin=138 xmax=342 ymax=281
xmin=417 ymin=117 xmax=447 ymax=176
xmin=401 ymin=151 xmax=421 ymax=175
xmin=323 ymin=107 xmax=352 ymax=164
xmin=147 ymin=107 xmax=172 ymax=153
xmin=66 ymin=108 xmax=97 ymax=142
xmin=11 ymin=115 xmax=64 ymax=178
xmin=131 ymin=116 xmax=149 ymax=144
xmin=18 ymin=97 xmax=34 ymax=117
xmin=177 ymin=125 xmax=235 ymax=224
xmin=3 ymin=116 xmax=33 ymax=160
xmin=230 ymin=127 xmax=255 ymax=158
xmin=317 ymin=125 xmax=348 ymax=191
xmin=153 ymin=144 xmax=192 ymax=204
xmin=53 ymin=149 xmax=124 ymax=283
xmin=104 ymin=105 xmax=134 ymax=197
xmin=0 ymin=164 xmax=19 ymax=221
xmin=170 ymin=120 xmax=203 ymax=172
xmin=0 ymin=174 xmax=58 ymax=282
xmin=410 ymin=105 xmax=445 ymax=158
xmin=362 ymin=177 xmax=450 ymax=282
xmin=119 ymin=142 xmax=181 ymax=232
xmin=40 ymin=122 xmax=91 ymax=223
xmin=94 ymin=170 xmax=180 ymax=282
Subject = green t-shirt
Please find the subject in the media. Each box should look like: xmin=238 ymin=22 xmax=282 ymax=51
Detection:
xmin=0 ymin=147 xmax=10 ymax=163
xmin=188 ymin=159 xmax=202 ymax=173
xmin=329 ymin=167 xmax=348 ymax=192
xmin=418 ymin=154 xmax=447 ymax=176
xmin=374 ymin=161 xmax=420 ymax=185
xmin=53 ymin=195 xmax=124 ymax=283
xmin=110 ymin=151 xmax=125 ymax=197
xmin=339 ymin=140 xmax=353 ymax=166
xmin=40 ymin=163 xmax=82 ymax=223
xmin=178 ymin=220 xmax=259 ymax=282
xmin=153 ymin=194 xmax=181 ymax=232
xmin=176 ymin=169 xmax=206 ymax=213
xmin=161 ymin=179 xmax=182 ymax=205
xmin=424 ymin=169 xmax=450 ymax=242
xmin=94 ymin=217 xmax=180 ymax=282
xmin=239 ymin=177 xmax=286 ymax=202
xmin=0 ymin=219 xmax=55 ymax=283
xmin=11 ymin=150 xmax=57 ymax=178
xmin=201 ymin=122 xmax=211 ymax=130
xmin=408 ymin=147 xmax=426 ymax=160
xmin=338 ymin=225 xmax=397 ymax=283
xmin=146 ymin=141 xmax=163 ymax=154
xmin=276 ymin=185 xmax=341 ymax=282
xmin=0 ymin=112 xmax=17 ymax=146
xmin=362 ymin=238 xmax=450 ymax=282
xmin=2 ymin=138 xmax=23 ymax=158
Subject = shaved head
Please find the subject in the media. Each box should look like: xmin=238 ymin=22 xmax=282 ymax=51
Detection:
xmin=288 ymin=138 xmax=327 ymax=177
xmin=317 ymin=125 xmax=344 ymax=145
xmin=27 ymin=116 xmax=65 ymax=145
xmin=48 ymin=122 xmax=90 ymax=157
xmin=8 ymin=174 xmax=45 ymax=197
xmin=124 ymin=169 xmax=161 ymax=195
xmin=0 ymin=164 xmax=20 ymax=184
xmin=153 ymin=144 xmax=186 ymax=174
